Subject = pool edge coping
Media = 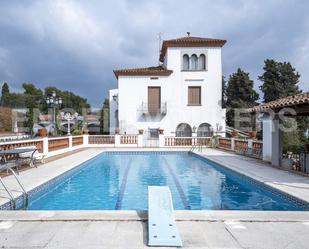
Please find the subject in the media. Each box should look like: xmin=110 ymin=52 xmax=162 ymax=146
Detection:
xmin=0 ymin=210 xmax=308 ymax=222
xmin=1 ymin=148 xmax=309 ymax=211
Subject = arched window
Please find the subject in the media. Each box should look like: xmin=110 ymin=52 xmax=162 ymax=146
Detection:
xmin=176 ymin=123 xmax=192 ymax=137
xmin=197 ymin=123 xmax=213 ymax=137
xmin=198 ymin=54 xmax=206 ymax=70
xmin=190 ymin=54 xmax=198 ymax=70
xmin=182 ymin=54 xmax=189 ymax=70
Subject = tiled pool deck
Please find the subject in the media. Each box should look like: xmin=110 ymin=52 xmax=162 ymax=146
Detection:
xmin=0 ymin=148 xmax=309 ymax=248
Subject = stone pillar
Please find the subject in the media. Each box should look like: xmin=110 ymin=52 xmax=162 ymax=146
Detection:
xmin=231 ymin=138 xmax=235 ymax=151
xmin=83 ymin=134 xmax=89 ymax=147
xmin=247 ymin=139 xmax=253 ymax=150
xmin=137 ymin=134 xmax=143 ymax=148
xmin=262 ymin=118 xmax=272 ymax=162
xmin=271 ymin=117 xmax=282 ymax=167
xmin=42 ymin=137 xmax=49 ymax=155
xmin=159 ymin=134 xmax=165 ymax=147
xmin=115 ymin=134 xmax=120 ymax=147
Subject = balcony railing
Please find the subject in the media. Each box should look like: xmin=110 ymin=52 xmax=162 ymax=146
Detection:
xmin=139 ymin=102 xmax=167 ymax=116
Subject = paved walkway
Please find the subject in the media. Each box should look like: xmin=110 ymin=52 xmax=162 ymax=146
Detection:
xmin=199 ymin=148 xmax=309 ymax=203
xmin=0 ymin=211 xmax=309 ymax=249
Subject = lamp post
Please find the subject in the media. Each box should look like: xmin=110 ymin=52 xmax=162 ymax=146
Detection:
xmin=61 ymin=112 xmax=78 ymax=136
xmin=46 ymin=91 xmax=62 ymax=136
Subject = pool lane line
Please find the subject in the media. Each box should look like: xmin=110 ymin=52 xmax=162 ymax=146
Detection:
xmin=115 ymin=158 xmax=133 ymax=210
xmin=163 ymin=157 xmax=191 ymax=210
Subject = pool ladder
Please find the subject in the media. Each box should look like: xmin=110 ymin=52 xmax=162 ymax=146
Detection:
xmin=0 ymin=168 xmax=28 ymax=209
xmin=190 ymin=142 xmax=202 ymax=153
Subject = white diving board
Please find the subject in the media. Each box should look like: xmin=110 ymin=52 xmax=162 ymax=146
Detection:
xmin=148 ymin=186 xmax=183 ymax=247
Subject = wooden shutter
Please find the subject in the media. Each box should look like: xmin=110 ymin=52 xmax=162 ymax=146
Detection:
xmin=148 ymin=87 xmax=161 ymax=114
xmin=188 ymin=87 xmax=201 ymax=105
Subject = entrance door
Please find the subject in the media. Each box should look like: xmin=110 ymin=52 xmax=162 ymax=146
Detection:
xmin=148 ymin=87 xmax=161 ymax=115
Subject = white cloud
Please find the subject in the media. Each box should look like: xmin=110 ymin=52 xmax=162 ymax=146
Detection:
xmin=0 ymin=0 xmax=308 ymax=106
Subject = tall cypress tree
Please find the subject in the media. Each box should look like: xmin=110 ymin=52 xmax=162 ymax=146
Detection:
xmin=259 ymin=59 xmax=301 ymax=102
xmin=0 ymin=82 xmax=10 ymax=106
xmin=222 ymin=76 xmax=227 ymax=108
xmin=226 ymin=68 xmax=259 ymax=128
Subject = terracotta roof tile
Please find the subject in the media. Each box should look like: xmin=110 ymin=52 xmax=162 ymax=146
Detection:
xmin=159 ymin=36 xmax=226 ymax=62
xmin=113 ymin=66 xmax=173 ymax=79
xmin=248 ymin=92 xmax=309 ymax=113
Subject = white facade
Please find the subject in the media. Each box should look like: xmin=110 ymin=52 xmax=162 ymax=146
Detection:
xmin=110 ymin=38 xmax=226 ymax=138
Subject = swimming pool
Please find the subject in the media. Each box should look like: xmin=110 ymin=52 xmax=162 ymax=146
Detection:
xmin=26 ymin=152 xmax=308 ymax=211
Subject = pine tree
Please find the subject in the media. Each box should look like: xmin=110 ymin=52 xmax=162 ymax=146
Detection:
xmin=259 ymin=59 xmax=301 ymax=102
xmin=226 ymin=68 xmax=259 ymax=128
xmin=259 ymin=59 xmax=306 ymax=153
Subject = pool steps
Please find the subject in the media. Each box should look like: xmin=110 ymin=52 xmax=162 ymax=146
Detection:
xmin=148 ymin=186 xmax=182 ymax=247
xmin=0 ymin=167 xmax=28 ymax=209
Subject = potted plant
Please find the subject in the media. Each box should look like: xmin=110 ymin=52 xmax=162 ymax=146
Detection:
xmin=159 ymin=128 xmax=164 ymax=135
xmin=115 ymin=128 xmax=120 ymax=134
xmin=38 ymin=128 xmax=47 ymax=137
xmin=249 ymin=131 xmax=257 ymax=139
xmin=72 ymin=130 xmax=83 ymax=135
xmin=231 ymin=130 xmax=238 ymax=138
xmin=138 ymin=129 xmax=144 ymax=135
xmin=83 ymin=128 xmax=89 ymax=134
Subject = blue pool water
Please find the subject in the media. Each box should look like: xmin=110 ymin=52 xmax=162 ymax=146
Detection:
xmin=27 ymin=152 xmax=307 ymax=211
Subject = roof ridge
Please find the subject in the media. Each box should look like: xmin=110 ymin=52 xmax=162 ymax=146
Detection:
xmin=159 ymin=35 xmax=226 ymax=62
xmin=113 ymin=66 xmax=173 ymax=79
xmin=248 ymin=91 xmax=309 ymax=113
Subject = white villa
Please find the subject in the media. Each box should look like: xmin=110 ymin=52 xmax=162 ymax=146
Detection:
xmin=109 ymin=34 xmax=226 ymax=142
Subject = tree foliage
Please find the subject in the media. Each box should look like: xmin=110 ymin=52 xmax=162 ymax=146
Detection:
xmin=0 ymin=82 xmax=10 ymax=106
xmin=0 ymin=107 xmax=12 ymax=132
xmin=259 ymin=59 xmax=307 ymax=153
xmin=22 ymin=83 xmax=43 ymax=133
xmin=221 ymin=76 xmax=227 ymax=108
xmin=0 ymin=83 xmax=91 ymax=113
xmin=0 ymin=82 xmax=91 ymax=134
xmin=44 ymin=86 xmax=90 ymax=114
xmin=259 ymin=59 xmax=301 ymax=102
xmin=225 ymin=68 xmax=259 ymax=127
xmin=100 ymin=99 xmax=110 ymax=134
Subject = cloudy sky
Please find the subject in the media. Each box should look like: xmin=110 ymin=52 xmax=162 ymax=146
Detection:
xmin=0 ymin=0 xmax=308 ymax=107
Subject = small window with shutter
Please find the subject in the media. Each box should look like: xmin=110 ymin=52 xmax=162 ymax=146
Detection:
xmin=188 ymin=86 xmax=201 ymax=105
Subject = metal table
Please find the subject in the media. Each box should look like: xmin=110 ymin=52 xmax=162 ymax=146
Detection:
xmin=0 ymin=148 xmax=37 ymax=170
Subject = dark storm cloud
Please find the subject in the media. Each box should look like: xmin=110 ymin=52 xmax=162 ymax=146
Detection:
xmin=0 ymin=0 xmax=308 ymax=107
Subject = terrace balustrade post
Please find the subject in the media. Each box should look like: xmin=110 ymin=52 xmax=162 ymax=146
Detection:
xmin=248 ymin=139 xmax=253 ymax=155
xmin=231 ymin=138 xmax=235 ymax=151
xmin=137 ymin=134 xmax=143 ymax=148
xmin=115 ymin=134 xmax=120 ymax=147
xmin=83 ymin=134 xmax=89 ymax=147
xmin=43 ymin=137 xmax=49 ymax=155
xmin=159 ymin=134 xmax=165 ymax=147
